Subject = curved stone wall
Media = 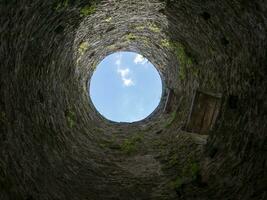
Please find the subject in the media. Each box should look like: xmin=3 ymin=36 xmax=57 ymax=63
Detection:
xmin=0 ymin=0 xmax=266 ymax=199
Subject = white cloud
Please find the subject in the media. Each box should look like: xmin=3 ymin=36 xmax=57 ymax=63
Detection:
xmin=115 ymin=58 xmax=121 ymax=66
xmin=134 ymin=54 xmax=147 ymax=65
xmin=123 ymin=78 xmax=134 ymax=86
xmin=117 ymin=68 xmax=134 ymax=87
xmin=117 ymin=68 xmax=129 ymax=77
xmin=115 ymin=53 xmax=122 ymax=66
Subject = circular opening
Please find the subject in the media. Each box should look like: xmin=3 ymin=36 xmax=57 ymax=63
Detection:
xmin=89 ymin=51 xmax=162 ymax=123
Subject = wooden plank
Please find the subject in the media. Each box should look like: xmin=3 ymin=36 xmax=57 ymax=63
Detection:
xmin=186 ymin=90 xmax=221 ymax=135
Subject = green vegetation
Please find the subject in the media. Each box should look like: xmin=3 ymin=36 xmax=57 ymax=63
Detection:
xmin=135 ymin=25 xmax=145 ymax=31
xmin=120 ymin=133 xmax=144 ymax=154
xmin=148 ymin=23 xmax=161 ymax=33
xmin=135 ymin=23 xmax=160 ymax=33
xmin=54 ymin=1 xmax=97 ymax=16
xmin=183 ymin=162 xmax=200 ymax=180
xmin=80 ymin=4 xmax=96 ymax=17
xmin=159 ymin=134 xmax=201 ymax=192
xmin=190 ymin=162 xmax=200 ymax=179
xmin=168 ymin=162 xmax=200 ymax=191
xmin=54 ymin=0 xmax=69 ymax=10
xmin=172 ymin=42 xmax=194 ymax=81
xmin=65 ymin=109 xmax=76 ymax=128
xmin=161 ymin=39 xmax=171 ymax=48
xmin=160 ymin=39 xmax=197 ymax=80
xmin=124 ymin=33 xmax=138 ymax=41
xmin=78 ymin=41 xmax=89 ymax=55
xmin=77 ymin=41 xmax=89 ymax=64
xmin=164 ymin=111 xmax=177 ymax=128
xmin=105 ymin=17 xmax=112 ymax=22
xmin=123 ymin=33 xmax=150 ymax=46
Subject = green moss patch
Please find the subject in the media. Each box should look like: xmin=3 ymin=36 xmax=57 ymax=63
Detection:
xmin=124 ymin=33 xmax=138 ymax=41
xmin=65 ymin=109 xmax=76 ymax=128
xmin=78 ymin=41 xmax=89 ymax=55
xmin=80 ymin=4 xmax=96 ymax=17
xmin=161 ymin=39 xmax=198 ymax=81
xmin=120 ymin=133 xmax=144 ymax=154
xmin=168 ymin=162 xmax=200 ymax=192
xmin=54 ymin=0 xmax=69 ymax=11
xmin=148 ymin=23 xmax=161 ymax=33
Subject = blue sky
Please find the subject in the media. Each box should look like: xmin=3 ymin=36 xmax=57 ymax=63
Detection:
xmin=89 ymin=51 xmax=162 ymax=122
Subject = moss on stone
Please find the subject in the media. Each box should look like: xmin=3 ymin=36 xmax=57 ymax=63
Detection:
xmin=172 ymin=42 xmax=194 ymax=81
xmin=80 ymin=4 xmax=96 ymax=17
xmin=65 ymin=109 xmax=76 ymax=128
xmin=183 ymin=161 xmax=200 ymax=180
xmin=120 ymin=133 xmax=144 ymax=154
xmin=183 ymin=161 xmax=200 ymax=179
xmin=54 ymin=0 xmax=69 ymax=11
xmin=2 ymin=0 xmax=266 ymax=199
xmin=135 ymin=25 xmax=145 ymax=31
xmin=78 ymin=41 xmax=89 ymax=55
xmin=161 ymin=39 xmax=171 ymax=48
xmin=125 ymin=33 xmax=149 ymax=45
xmin=148 ymin=23 xmax=161 ymax=33
xmin=168 ymin=162 xmax=200 ymax=192
xmin=124 ymin=33 xmax=138 ymax=41
xmin=160 ymin=39 xmax=197 ymax=81
xmin=105 ymin=17 xmax=112 ymax=22
xmin=190 ymin=162 xmax=200 ymax=179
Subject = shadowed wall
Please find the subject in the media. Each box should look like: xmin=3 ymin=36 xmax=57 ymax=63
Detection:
xmin=0 ymin=0 xmax=266 ymax=199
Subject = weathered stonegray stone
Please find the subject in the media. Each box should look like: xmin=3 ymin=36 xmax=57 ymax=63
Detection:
xmin=0 ymin=0 xmax=266 ymax=199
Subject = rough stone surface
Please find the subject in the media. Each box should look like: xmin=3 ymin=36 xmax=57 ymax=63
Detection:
xmin=0 ymin=0 xmax=266 ymax=199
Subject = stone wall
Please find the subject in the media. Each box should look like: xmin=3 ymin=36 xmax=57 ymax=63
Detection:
xmin=0 ymin=0 xmax=266 ymax=199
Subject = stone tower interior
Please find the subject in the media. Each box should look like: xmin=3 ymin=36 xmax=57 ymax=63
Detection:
xmin=0 ymin=0 xmax=266 ymax=199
